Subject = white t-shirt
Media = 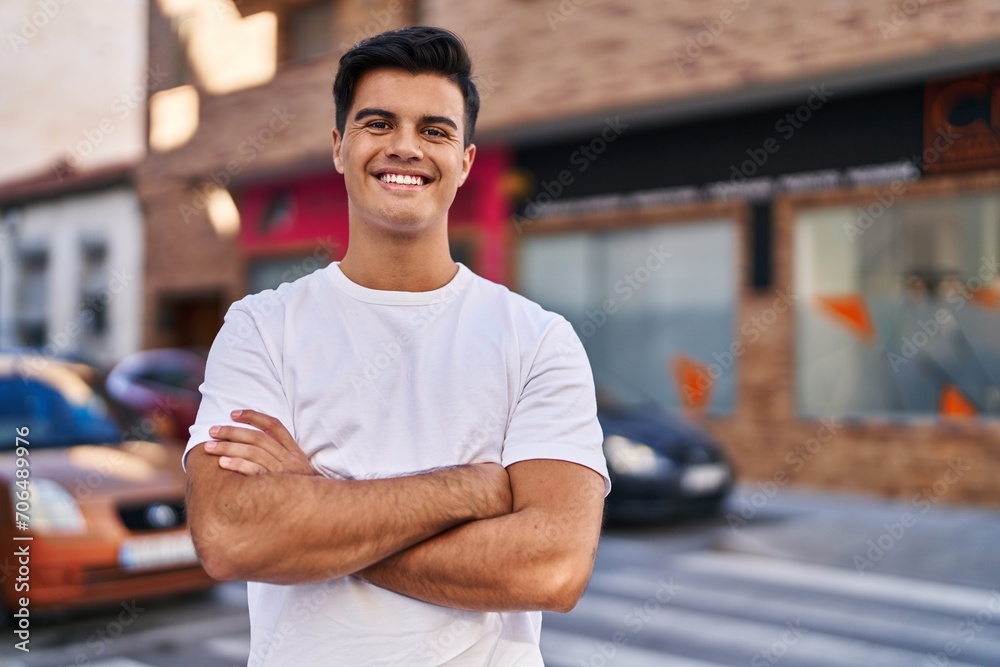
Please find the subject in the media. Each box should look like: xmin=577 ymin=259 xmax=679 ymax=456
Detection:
xmin=186 ymin=262 xmax=610 ymax=666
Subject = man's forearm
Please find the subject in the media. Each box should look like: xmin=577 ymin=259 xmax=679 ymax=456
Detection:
xmin=358 ymin=510 xmax=573 ymax=612
xmin=358 ymin=462 xmax=603 ymax=611
xmin=186 ymin=448 xmax=511 ymax=584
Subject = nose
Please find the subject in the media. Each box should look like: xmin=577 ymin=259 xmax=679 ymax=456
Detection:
xmin=385 ymin=126 xmax=423 ymax=160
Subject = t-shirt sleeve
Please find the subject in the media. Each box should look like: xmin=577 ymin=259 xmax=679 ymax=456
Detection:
xmin=183 ymin=303 xmax=293 ymax=470
xmin=502 ymin=318 xmax=611 ymax=496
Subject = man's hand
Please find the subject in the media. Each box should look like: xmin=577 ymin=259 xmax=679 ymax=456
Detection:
xmin=203 ymin=409 xmax=314 ymax=476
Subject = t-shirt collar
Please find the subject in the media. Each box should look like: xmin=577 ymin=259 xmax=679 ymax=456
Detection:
xmin=326 ymin=261 xmax=472 ymax=305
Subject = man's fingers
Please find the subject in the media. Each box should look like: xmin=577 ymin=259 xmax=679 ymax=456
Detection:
xmin=210 ymin=415 xmax=314 ymax=476
xmin=217 ymin=455 xmax=267 ymax=476
xmin=209 ymin=424 xmax=283 ymax=457
xmin=231 ymin=409 xmax=299 ymax=452
xmin=205 ymin=440 xmax=282 ymax=470
xmin=205 ymin=425 xmax=288 ymax=472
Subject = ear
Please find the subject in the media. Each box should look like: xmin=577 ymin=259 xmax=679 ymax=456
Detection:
xmin=457 ymin=143 xmax=476 ymax=187
xmin=332 ymin=127 xmax=344 ymax=174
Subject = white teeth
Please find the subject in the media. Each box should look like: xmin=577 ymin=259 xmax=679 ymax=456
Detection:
xmin=379 ymin=173 xmax=425 ymax=185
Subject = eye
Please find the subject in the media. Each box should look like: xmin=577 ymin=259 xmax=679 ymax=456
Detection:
xmin=423 ymin=127 xmax=448 ymax=138
xmin=367 ymin=120 xmax=391 ymax=130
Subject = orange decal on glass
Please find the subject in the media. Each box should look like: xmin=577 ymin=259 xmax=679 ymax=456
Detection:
xmin=816 ymin=294 xmax=875 ymax=341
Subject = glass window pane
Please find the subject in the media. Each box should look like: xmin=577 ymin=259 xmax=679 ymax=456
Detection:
xmin=519 ymin=219 xmax=738 ymax=415
xmin=795 ymin=191 xmax=1000 ymax=417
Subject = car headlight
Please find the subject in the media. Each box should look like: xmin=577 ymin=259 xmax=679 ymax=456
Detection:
xmin=17 ymin=478 xmax=87 ymax=535
xmin=603 ymin=435 xmax=672 ymax=477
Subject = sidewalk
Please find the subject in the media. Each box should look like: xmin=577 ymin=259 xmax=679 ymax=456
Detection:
xmin=714 ymin=483 xmax=1000 ymax=590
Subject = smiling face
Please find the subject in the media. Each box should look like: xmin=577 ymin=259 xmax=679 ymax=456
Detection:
xmin=332 ymin=69 xmax=476 ymax=240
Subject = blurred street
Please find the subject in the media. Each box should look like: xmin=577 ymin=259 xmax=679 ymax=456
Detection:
xmin=5 ymin=484 xmax=999 ymax=667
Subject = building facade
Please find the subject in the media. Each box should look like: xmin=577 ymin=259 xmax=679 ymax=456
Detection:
xmin=0 ymin=0 xmax=149 ymax=364
xmin=141 ymin=0 xmax=1000 ymax=504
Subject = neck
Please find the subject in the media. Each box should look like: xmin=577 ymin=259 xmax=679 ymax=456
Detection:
xmin=338 ymin=225 xmax=457 ymax=292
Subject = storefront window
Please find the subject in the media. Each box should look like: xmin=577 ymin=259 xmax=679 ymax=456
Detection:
xmin=795 ymin=191 xmax=1000 ymax=417
xmin=519 ymin=219 xmax=738 ymax=415
xmin=248 ymin=254 xmax=326 ymax=294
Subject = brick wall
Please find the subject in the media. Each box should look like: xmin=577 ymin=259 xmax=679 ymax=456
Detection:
xmin=423 ymin=0 xmax=1000 ymax=132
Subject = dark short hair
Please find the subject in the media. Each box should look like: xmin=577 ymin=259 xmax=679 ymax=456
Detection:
xmin=333 ymin=26 xmax=480 ymax=147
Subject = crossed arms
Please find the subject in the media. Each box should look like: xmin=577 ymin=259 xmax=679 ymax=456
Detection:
xmin=185 ymin=410 xmax=606 ymax=613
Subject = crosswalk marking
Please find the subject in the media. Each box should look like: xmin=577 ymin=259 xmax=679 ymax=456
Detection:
xmin=0 ymin=657 xmax=155 ymax=667
xmin=587 ymin=568 xmax=1000 ymax=657
xmin=0 ymin=611 xmax=249 ymax=667
xmin=673 ymin=551 xmax=1000 ymax=616
xmin=541 ymin=628 xmax=726 ymax=667
xmin=564 ymin=590 xmax=988 ymax=667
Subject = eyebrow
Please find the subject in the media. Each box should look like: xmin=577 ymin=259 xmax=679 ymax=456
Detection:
xmin=420 ymin=115 xmax=459 ymax=131
xmin=353 ymin=108 xmax=459 ymax=131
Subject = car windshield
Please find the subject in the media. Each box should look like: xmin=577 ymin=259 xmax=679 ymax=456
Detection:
xmin=592 ymin=367 xmax=662 ymax=413
xmin=0 ymin=371 xmax=122 ymax=450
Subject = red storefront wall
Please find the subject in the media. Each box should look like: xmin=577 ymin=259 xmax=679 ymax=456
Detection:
xmin=236 ymin=147 xmax=512 ymax=285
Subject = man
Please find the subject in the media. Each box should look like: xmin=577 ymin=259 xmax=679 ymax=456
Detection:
xmin=185 ymin=26 xmax=609 ymax=666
